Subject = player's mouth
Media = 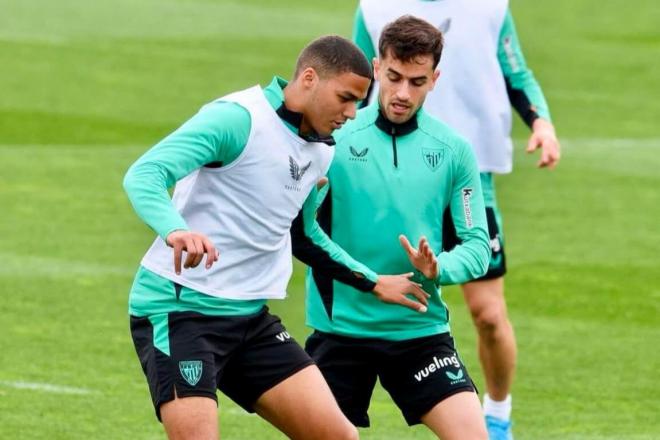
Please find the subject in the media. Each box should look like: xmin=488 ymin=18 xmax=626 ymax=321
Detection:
xmin=331 ymin=120 xmax=346 ymax=129
xmin=390 ymin=102 xmax=410 ymax=115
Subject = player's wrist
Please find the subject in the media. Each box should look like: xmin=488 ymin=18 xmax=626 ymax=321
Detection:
xmin=532 ymin=118 xmax=555 ymax=135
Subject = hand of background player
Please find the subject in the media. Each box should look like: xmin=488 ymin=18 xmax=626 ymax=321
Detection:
xmin=166 ymin=230 xmax=219 ymax=275
xmin=527 ymin=118 xmax=561 ymax=169
xmin=316 ymin=176 xmax=328 ymax=190
xmin=372 ymin=274 xmax=430 ymax=313
xmin=399 ymin=235 xmax=439 ymax=280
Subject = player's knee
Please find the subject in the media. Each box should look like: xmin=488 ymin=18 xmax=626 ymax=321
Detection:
xmin=473 ymin=307 xmax=506 ymax=335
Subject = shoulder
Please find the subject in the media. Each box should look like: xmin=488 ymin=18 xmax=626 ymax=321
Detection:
xmin=333 ymin=104 xmax=378 ymax=144
xmin=416 ymin=109 xmax=472 ymax=158
xmin=196 ymin=100 xmax=251 ymax=127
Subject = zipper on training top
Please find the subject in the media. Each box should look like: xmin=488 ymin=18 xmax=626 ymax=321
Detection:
xmin=391 ymin=127 xmax=398 ymax=168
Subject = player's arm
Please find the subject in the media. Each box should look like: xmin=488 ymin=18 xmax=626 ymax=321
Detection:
xmin=352 ymin=5 xmax=377 ymax=108
xmin=291 ymin=184 xmax=429 ymax=312
xmin=498 ymin=9 xmax=560 ymax=168
xmin=436 ymin=144 xmax=491 ymax=285
xmin=123 ymin=101 xmax=249 ymax=273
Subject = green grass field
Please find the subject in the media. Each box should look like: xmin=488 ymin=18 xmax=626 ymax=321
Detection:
xmin=1 ymin=1 xmax=659 ymax=438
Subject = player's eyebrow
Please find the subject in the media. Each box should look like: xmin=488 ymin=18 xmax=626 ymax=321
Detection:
xmin=339 ymin=92 xmax=360 ymax=101
xmin=387 ymin=67 xmax=427 ymax=82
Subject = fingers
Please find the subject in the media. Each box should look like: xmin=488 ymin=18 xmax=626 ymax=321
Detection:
xmin=526 ymin=133 xmax=540 ymax=153
xmin=420 ymin=237 xmax=433 ymax=260
xmin=170 ymin=232 xmax=218 ymax=274
xmin=202 ymin=237 xmax=218 ymax=269
xmin=399 ymin=296 xmax=428 ymax=313
xmin=182 ymin=237 xmax=198 ymax=269
xmin=408 ymin=282 xmax=430 ymax=306
xmin=173 ymin=241 xmax=183 ymax=275
xmin=538 ymin=139 xmax=561 ymax=169
xmin=399 ymin=235 xmax=416 ymax=257
xmin=316 ymin=176 xmax=328 ymax=190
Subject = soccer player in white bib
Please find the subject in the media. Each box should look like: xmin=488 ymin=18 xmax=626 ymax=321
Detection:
xmin=123 ymin=35 xmax=430 ymax=440
xmin=353 ymin=2 xmax=561 ymax=439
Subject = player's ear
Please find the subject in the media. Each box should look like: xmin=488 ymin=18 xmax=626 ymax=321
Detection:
xmin=373 ymin=58 xmax=381 ymax=78
xmin=429 ymin=68 xmax=441 ymax=90
xmin=300 ymin=67 xmax=318 ymax=90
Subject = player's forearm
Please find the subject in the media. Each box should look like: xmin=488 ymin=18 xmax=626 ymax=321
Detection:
xmin=123 ymin=161 xmax=189 ymax=240
xmin=504 ymin=71 xmax=551 ymax=126
xmin=498 ymin=9 xmax=552 ymax=126
xmin=291 ymin=189 xmax=378 ymax=291
xmin=437 ymin=146 xmax=491 ymax=284
xmin=437 ymin=234 xmax=490 ymax=285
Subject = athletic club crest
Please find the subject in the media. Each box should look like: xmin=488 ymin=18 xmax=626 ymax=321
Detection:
xmin=422 ymin=148 xmax=444 ymax=171
xmin=179 ymin=360 xmax=203 ymax=386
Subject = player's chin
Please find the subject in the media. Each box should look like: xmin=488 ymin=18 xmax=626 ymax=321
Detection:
xmin=318 ymin=123 xmax=336 ymax=136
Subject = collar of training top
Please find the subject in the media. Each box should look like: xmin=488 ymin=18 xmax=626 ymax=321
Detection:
xmin=375 ymin=107 xmax=419 ymax=137
xmin=272 ymin=77 xmax=335 ymax=146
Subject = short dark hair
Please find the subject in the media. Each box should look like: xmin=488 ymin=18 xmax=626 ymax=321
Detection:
xmin=294 ymin=35 xmax=372 ymax=80
xmin=379 ymin=15 xmax=444 ymax=69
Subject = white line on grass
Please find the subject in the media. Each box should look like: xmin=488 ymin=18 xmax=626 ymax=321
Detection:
xmin=0 ymin=380 xmax=98 ymax=395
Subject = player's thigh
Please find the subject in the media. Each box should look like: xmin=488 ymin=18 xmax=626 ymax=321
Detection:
xmin=254 ymin=365 xmax=358 ymax=440
xmin=379 ymin=333 xmax=477 ymax=426
xmin=217 ymin=311 xmax=357 ymax=438
xmin=217 ymin=310 xmax=314 ymax=413
xmin=421 ymin=391 xmax=487 ymax=440
xmin=160 ymin=394 xmax=219 ymax=440
xmin=462 ymin=277 xmax=509 ymax=325
xmin=305 ymin=331 xmax=378 ymax=427
xmin=130 ymin=312 xmax=236 ymax=420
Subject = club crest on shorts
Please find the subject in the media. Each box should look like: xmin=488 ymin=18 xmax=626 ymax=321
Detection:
xmin=179 ymin=360 xmax=203 ymax=386
xmin=422 ymin=148 xmax=444 ymax=171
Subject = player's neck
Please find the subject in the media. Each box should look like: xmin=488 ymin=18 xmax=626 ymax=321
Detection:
xmin=282 ymin=83 xmax=313 ymax=136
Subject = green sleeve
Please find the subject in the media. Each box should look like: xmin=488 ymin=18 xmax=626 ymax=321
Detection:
xmin=497 ymin=9 xmax=552 ymax=125
xmin=437 ymin=144 xmax=491 ymax=285
xmin=353 ymin=6 xmax=377 ymax=108
xmin=352 ymin=6 xmax=376 ymax=63
xmin=291 ymin=185 xmax=379 ymax=290
xmin=123 ymin=101 xmax=250 ymax=240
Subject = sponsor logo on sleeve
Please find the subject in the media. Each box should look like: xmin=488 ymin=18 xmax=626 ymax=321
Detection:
xmin=462 ymin=188 xmax=474 ymax=228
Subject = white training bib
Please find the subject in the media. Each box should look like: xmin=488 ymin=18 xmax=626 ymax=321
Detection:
xmin=141 ymin=86 xmax=334 ymax=299
xmin=361 ymin=0 xmax=513 ymax=173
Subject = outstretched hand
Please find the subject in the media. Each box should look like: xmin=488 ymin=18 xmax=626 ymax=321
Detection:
xmin=527 ymin=118 xmax=560 ymax=169
xmin=166 ymin=230 xmax=219 ymax=275
xmin=399 ymin=234 xmax=439 ymax=280
xmin=372 ymin=273 xmax=430 ymax=313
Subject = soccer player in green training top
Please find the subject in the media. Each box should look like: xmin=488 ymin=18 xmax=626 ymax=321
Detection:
xmin=293 ymin=16 xmax=490 ymax=440
xmin=123 ymin=35 xmax=431 ymax=440
xmin=353 ymin=2 xmax=562 ymax=438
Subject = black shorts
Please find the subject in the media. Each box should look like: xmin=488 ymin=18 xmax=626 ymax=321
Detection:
xmin=130 ymin=307 xmax=314 ymax=420
xmin=305 ymin=331 xmax=477 ymax=427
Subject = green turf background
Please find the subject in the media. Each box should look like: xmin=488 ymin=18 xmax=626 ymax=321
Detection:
xmin=1 ymin=1 xmax=659 ymax=438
